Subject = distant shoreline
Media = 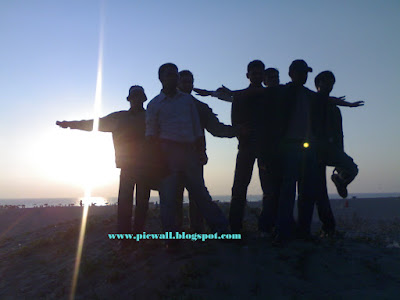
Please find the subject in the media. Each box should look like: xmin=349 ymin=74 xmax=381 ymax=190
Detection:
xmin=1 ymin=193 xmax=399 ymax=208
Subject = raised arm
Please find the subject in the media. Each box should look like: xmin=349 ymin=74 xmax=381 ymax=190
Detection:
xmin=329 ymin=96 xmax=365 ymax=107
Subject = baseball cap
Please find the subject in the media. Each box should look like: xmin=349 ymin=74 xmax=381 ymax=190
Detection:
xmin=289 ymin=60 xmax=313 ymax=73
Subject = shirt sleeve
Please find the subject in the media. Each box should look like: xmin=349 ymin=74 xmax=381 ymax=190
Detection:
xmin=204 ymin=106 xmax=236 ymax=138
xmin=145 ymin=100 xmax=159 ymax=137
xmin=98 ymin=112 xmax=118 ymax=132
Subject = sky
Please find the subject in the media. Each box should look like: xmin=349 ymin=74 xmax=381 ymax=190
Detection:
xmin=0 ymin=0 xmax=399 ymax=199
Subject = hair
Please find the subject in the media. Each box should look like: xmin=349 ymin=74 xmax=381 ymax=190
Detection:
xmin=158 ymin=63 xmax=178 ymax=79
xmin=179 ymin=70 xmax=193 ymax=80
xmin=247 ymin=60 xmax=265 ymax=72
xmin=314 ymin=70 xmax=336 ymax=88
xmin=265 ymin=67 xmax=279 ymax=75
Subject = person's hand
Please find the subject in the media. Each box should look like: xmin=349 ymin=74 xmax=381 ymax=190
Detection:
xmin=199 ymin=151 xmax=208 ymax=165
xmin=217 ymin=85 xmax=232 ymax=95
xmin=56 ymin=121 xmax=70 ymax=128
xmin=349 ymin=101 xmax=365 ymax=107
xmin=193 ymin=88 xmax=212 ymax=97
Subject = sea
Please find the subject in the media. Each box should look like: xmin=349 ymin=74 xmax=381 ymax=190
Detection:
xmin=1 ymin=193 xmax=400 ymax=208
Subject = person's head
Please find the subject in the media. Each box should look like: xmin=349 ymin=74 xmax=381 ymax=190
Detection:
xmin=158 ymin=63 xmax=179 ymax=90
xmin=315 ymin=71 xmax=336 ymax=95
xmin=246 ymin=60 xmax=265 ymax=85
xmin=289 ymin=59 xmax=312 ymax=86
xmin=264 ymin=68 xmax=280 ymax=87
xmin=178 ymin=70 xmax=194 ymax=94
xmin=127 ymin=85 xmax=147 ymax=107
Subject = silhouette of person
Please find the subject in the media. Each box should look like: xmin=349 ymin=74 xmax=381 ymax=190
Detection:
xmin=146 ymin=63 xmax=229 ymax=245
xmin=273 ymin=60 xmax=363 ymax=243
xmin=176 ymin=70 xmax=236 ymax=233
xmin=56 ymin=86 xmax=151 ymax=234
xmin=311 ymin=70 xmax=363 ymax=236
xmin=270 ymin=59 xmax=322 ymax=243
xmin=229 ymin=60 xmax=271 ymax=234
xmin=315 ymin=71 xmax=363 ymax=198
xmin=263 ymin=68 xmax=280 ymax=88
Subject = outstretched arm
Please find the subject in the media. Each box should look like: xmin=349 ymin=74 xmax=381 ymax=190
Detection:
xmin=193 ymin=88 xmax=213 ymax=97
xmin=56 ymin=120 xmax=94 ymax=131
xmin=56 ymin=113 xmax=116 ymax=132
xmin=329 ymin=96 xmax=365 ymax=107
xmin=193 ymin=85 xmax=234 ymax=103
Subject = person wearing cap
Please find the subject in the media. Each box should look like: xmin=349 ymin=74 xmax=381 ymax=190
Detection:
xmin=176 ymin=69 xmax=236 ymax=233
xmin=56 ymin=86 xmax=151 ymax=236
xmin=146 ymin=63 xmax=229 ymax=245
xmin=270 ymin=59 xmax=323 ymax=244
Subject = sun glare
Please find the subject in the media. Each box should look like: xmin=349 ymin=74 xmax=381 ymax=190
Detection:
xmin=70 ymin=2 xmax=106 ymax=299
xmin=33 ymin=129 xmax=119 ymax=188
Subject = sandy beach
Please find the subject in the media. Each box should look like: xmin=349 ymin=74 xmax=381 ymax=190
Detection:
xmin=1 ymin=198 xmax=399 ymax=299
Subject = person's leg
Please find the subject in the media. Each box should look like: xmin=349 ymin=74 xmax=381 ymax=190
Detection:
xmin=188 ymin=166 xmax=206 ymax=233
xmin=132 ymin=181 xmax=151 ymax=234
xmin=314 ymin=165 xmax=335 ymax=234
xmin=184 ymin=150 xmax=228 ymax=233
xmin=117 ymin=168 xmax=135 ymax=233
xmin=297 ymin=146 xmax=321 ymax=237
xmin=257 ymin=159 xmax=280 ymax=233
xmin=229 ymin=147 xmax=256 ymax=233
xmin=176 ymin=184 xmax=185 ymax=230
xmin=274 ymin=144 xmax=299 ymax=241
xmin=326 ymin=146 xmax=358 ymax=198
xmin=158 ymin=142 xmax=185 ymax=233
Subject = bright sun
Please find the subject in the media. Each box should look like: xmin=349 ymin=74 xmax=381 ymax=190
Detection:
xmin=33 ymin=128 xmax=119 ymax=188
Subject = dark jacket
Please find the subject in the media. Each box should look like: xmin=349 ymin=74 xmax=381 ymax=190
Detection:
xmin=231 ymin=84 xmax=265 ymax=150
xmin=68 ymin=108 xmax=146 ymax=169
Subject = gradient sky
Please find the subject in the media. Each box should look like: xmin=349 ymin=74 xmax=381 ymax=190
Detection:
xmin=1 ymin=0 xmax=399 ymax=199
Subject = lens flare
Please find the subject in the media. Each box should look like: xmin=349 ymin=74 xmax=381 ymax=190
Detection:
xmin=69 ymin=2 xmax=105 ymax=299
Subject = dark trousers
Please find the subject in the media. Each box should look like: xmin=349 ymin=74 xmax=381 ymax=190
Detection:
xmin=316 ymin=165 xmax=335 ymax=233
xmin=229 ymin=146 xmax=279 ymax=233
xmin=176 ymin=167 xmax=206 ymax=233
xmin=325 ymin=144 xmax=358 ymax=185
xmin=117 ymin=168 xmax=151 ymax=233
xmin=297 ymin=164 xmax=335 ymax=234
xmin=276 ymin=142 xmax=322 ymax=240
xmin=258 ymin=167 xmax=281 ymax=233
xmin=159 ymin=141 xmax=228 ymax=233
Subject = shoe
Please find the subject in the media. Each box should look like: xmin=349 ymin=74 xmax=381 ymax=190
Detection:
xmin=331 ymin=173 xmax=348 ymax=198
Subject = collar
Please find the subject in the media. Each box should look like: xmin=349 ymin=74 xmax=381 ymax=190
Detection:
xmin=159 ymin=89 xmax=184 ymax=101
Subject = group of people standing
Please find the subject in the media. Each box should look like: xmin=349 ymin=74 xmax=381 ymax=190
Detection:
xmin=57 ymin=59 xmax=363 ymax=247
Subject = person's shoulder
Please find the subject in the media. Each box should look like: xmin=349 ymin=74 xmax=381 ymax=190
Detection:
xmin=304 ymin=86 xmax=316 ymax=95
xmin=103 ymin=110 xmax=127 ymax=119
xmin=147 ymin=93 xmax=163 ymax=108
xmin=177 ymin=90 xmax=193 ymax=100
xmin=192 ymin=95 xmax=210 ymax=109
